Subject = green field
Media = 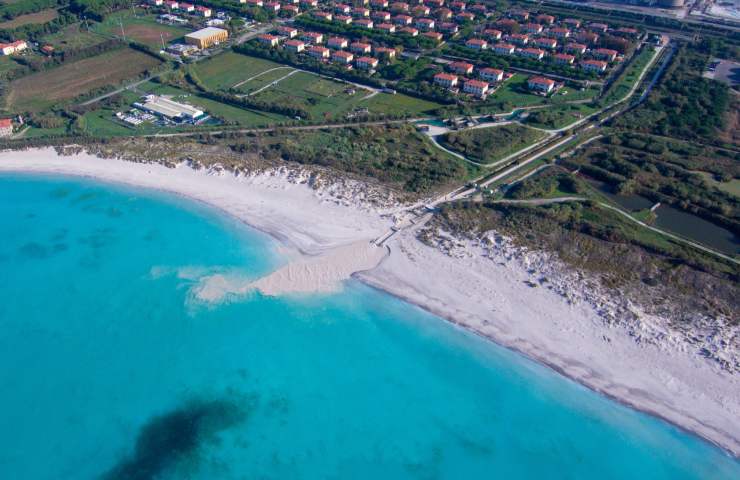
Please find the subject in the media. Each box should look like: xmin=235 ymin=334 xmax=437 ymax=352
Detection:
xmin=524 ymin=103 xmax=598 ymax=130
xmin=94 ymin=11 xmax=189 ymax=47
xmin=0 ymin=55 xmax=22 ymax=78
xmin=440 ymin=124 xmax=547 ymax=165
xmin=191 ymin=52 xmax=287 ymax=91
xmin=40 ymin=23 xmax=110 ymax=52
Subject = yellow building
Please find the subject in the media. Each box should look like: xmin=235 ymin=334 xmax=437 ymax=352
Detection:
xmin=184 ymin=27 xmax=228 ymax=49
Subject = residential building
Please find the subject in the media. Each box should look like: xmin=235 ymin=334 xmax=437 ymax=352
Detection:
xmin=509 ymin=9 xmax=529 ymax=21
xmin=352 ymin=7 xmax=370 ymax=16
xmin=332 ymin=50 xmax=354 ymax=64
xmin=195 ymin=6 xmax=212 ymax=16
xmin=370 ymin=0 xmax=388 ymax=7
xmin=401 ymin=26 xmax=419 ymax=36
xmin=463 ymin=79 xmax=489 ymax=97
xmin=493 ymin=42 xmax=515 ymax=55
xmin=576 ymin=31 xmax=599 ymax=44
xmin=536 ymin=14 xmax=555 ymax=25
xmin=456 ymin=12 xmax=474 ymax=22
xmin=433 ymin=72 xmax=459 ymax=88
xmin=581 ymin=59 xmax=607 ymax=72
xmin=257 ymin=34 xmax=280 ymax=47
xmin=285 ymin=39 xmax=305 ymax=52
xmin=549 ymin=27 xmax=570 ymax=39
xmin=313 ymin=11 xmax=333 ymax=21
xmin=436 ymin=7 xmax=452 ymax=20
xmin=449 ymin=61 xmax=474 ymax=75
xmin=245 ymin=0 xmax=261 ymax=6
xmin=393 ymin=14 xmax=413 ymax=25
xmin=564 ymin=42 xmax=587 ymax=55
xmin=412 ymin=5 xmax=430 ymax=16
xmin=375 ymin=46 xmax=397 ymax=59
xmin=356 ymin=56 xmax=379 ymax=69
xmin=327 ymin=36 xmax=349 ymax=49
xmin=355 ymin=18 xmax=374 ymax=28
xmin=179 ymin=3 xmax=194 ymax=12
xmin=422 ymin=31 xmax=443 ymax=41
xmin=594 ymin=48 xmax=618 ymax=62
xmin=534 ymin=37 xmax=557 ymax=50
xmin=0 ymin=40 xmax=27 ymax=55
xmin=553 ymin=53 xmax=575 ymax=65
xmin=0 ymin=118 xmax=12 ymax=137
xmin=450 ymin=1 xmax=466 ymax=11
xmin=495 ymin=18 xmax=518 ymax=33
xmin=264 ymin=2 xmax=280 ymax=11
xmin=302 ymin=31 xmax=324 ymax=44
xmin=524 ymin=23 xmax=542 ymax=34
xmin=588 ymin=22 xmax=609 ymax=33
xmin=465 ymin=38 xmax=487 ymax=50
xmin=483 ymin=28 xmax=502 ymax=40
xmin=508 ymin=33 xmax=528 ymax=46
xmin=307 ymin=45 xmax=330 ymax=58
xmin=415 ymin=18 xmax=435 ymax=30
xmin=350 ymin=41 xmax=372 ymax=54
xmin=518 ymin=47 xmax=545 ymax=60
xmin=439 ymin=22 xmax=458 ymax=33
xmin=528 ymin=76 xmax=555 ymax=93
xmin=563 ymin=18 xmax=581 ymax=29
xmin=277 ymin=26 xmax=298 ymax=38
xmin=335 ymin=14 xmax=353 ymax=24
xmin=164 ymin=1 xmax=179 ymax=10
xmin=372 ymin=11 xmax=391 ymax=22
xmin=390 ymin=2 xmax=409 ymax=12
xmin=300 ymin=0 xmax=317 ymax=6
xmin=377 ymin=22 xmax=396 ymax=32
xmin=480 ymin=67 xmax=504 ymax=82
xmin=282 ymin=4 xmax=299 ymax=15
xmin=335 ymin=3 xmax=351 ymax=13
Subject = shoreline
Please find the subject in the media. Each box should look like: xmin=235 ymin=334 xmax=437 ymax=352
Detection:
xmin=1 ymin=147 xmax=738 ymax=458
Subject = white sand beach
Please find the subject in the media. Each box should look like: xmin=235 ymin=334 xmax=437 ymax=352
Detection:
xmin=1 ymin=147 xmax=738 ymax=457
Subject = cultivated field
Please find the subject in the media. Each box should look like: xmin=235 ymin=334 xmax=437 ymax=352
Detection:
xmin=4 ymin=48 xmax=162 ymax=111
xmin=95 ymin=12 xmax=189 ymax=47
xmin=0 ymin=7 xmax=57 ymax=29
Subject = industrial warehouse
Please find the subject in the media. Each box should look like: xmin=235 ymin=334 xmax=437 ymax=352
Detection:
xmin=184 ymin=27 xmax=229 ymax=49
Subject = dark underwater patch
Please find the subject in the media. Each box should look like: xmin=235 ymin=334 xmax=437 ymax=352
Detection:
xmin=101 ymin=397 xmax=250 ymax=480
xmin=18 ymin=242 xmax=49 ymax=259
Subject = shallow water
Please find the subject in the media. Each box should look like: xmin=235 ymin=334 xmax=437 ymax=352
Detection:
xmin=1 ymin=173 xmax=738 ymax=479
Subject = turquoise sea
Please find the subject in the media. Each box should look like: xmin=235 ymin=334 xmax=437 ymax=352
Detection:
xmin=1 ymin=173 xmax=738 ymax=479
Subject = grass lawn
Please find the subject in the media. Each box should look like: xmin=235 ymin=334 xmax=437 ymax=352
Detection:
xmin=191 ymin=52 xmax=287 ymax=91
xmin=251 ymin=70 xmax=371 ymax=119
xmin=363 ymin=92 xmax=441 ymax=117
xmin=40 ymin=23 xmax=110 ymax=52
xmin=0 ymin=8 xmax=57 ymax=29
xmin=524 ymin=103 xmax=598 ymax=130
xmin=4 ymin=48 xmax=162 ymax=112
xmin=439 ymin=124 xmax=547 ymax=164
xmin=94 ymin=11 xmax=190 ymax=47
